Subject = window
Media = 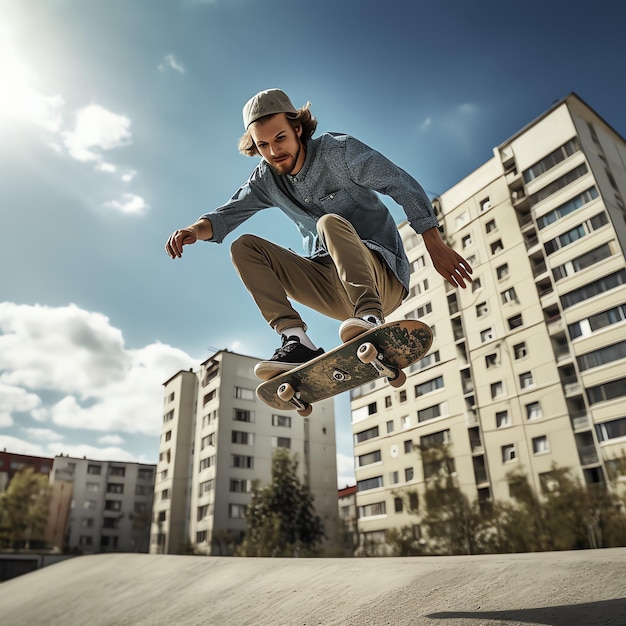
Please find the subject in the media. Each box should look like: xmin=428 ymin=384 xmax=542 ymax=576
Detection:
xmin=385 ymin=395 xmax=392 ymax=408
xmin=394 ymin=497 xmax=403 ymax=513
xmin=569 ymin=304 xmax=626 ymax=339
xmin=480 ymin=328 xmax=494 ymax=343
xmin=417 ymin=403 xmax=445 ymax=423
xmin=519 ymin=371 xmax=534 ymax=389
xmin=107 ymin=483 xmax=124 ymax=494
xmin=272 ymin=437 xmax=291 ymax=449
xmin=199 ymin=456 xmax=215 ymax=471
xmin=462 ymin=234 xmax=473 ymax=248
xmin=234 ymin=387 xmax=254 ymax=401
xmin=196 ymin=531 xmax=208 ymax=544
xmin=409 ymin=350 xmax=440 ymax=373
xmin=386 ymin=420 xmax=394 ymax=433
xmin=87 ymin=464 xmax=101 ymax=475
xmin=358 ymin=501 xmax=387 ymax=519
xmin=595 ymin=417 xmax=626 ymax=443
xmin=355 ymin=425 xmax=379 ymax=444
xmin=508 ymin=314 xmax=523 ymax=330
xmin=390 ymin=471 xmax=399 ymax=485
xmin=577 ymin=341 xmax=626 ymax=372
xmin=163 ymin=409 xmax=174 ymax=423
xmin=529 ymin=163 xmax=589 ymax=208
xmin=405 ymin=467 xmax=414 ymax=481
xmin=399 ymin=390 xmax=407 ymax=402
xmin=86 ymin=482 xmax=99 ymax=492
xmin=233 ymin=409 xmax=254 ymax=423
xmin=480 ymin=197 xmax=491 ymax=212
xmin=199 ymin=479 xmax=215 ymax=496
xmin=476 ymin=302 xmax=489 ymax=317
xmin=164 ymin=430 xmax=172 ymax=442
xmin=537 ymin=186 xmax=598 ymax=229
xmin=201 ymin=433 xmax=215 ymax=449
xmin=532 ymin=436 xmax=550 ymax=454
xmin=490 ymin=239 xmax=504 ymax=255
xmin=357 ymin=450 xmax=381 ymax=467
xmin=501 ymin=287 xmax=517 ymax=304
xmin=420 ymin=430 xmax=451 ymax=449
xmin=368 ymin=402 xmax=378 ymax=415
xmin=83 ymin=500 xmax=96 ymax=510
xmin=357 ymin=476 xmax=383 ymax=492
xmin=203 ymin=390 xmax=216 ymax=405
xmin=491 ymin=381 xmax=504 ymax=399
xmin=502 ymin=444 xmax=517 ymax=463
xmin=229 ymin=479 xmax=250 ymax=494
xmin=496 ymin=411 xmax=510 ymax=428
xmin=232 ymin=455 xmax=254 ymax=469
xmin=523 ymin=138 xmax=580 ymax=184
xmin=553 ymin=243 xmax=614 ymax=282
xmin=403 ymin=439 xmax=413 ymax=454
xmin=526 ymin=402 xmax=543 ymax=420
xmin=472 ymin=277 xmax=482 ymax=293
xmin=109 ymin=466 xmax=125 ymax=477
xmin=514 ymin=342 xmax=527 ymax=359
xmin=485 ymin=353 xmax=499 ymax=368
xmin=561 ymin=270 xmax=625 ymax=309
xmin=485 ymin=219 xmax=496 ymax=233
xmin=415 ymin=376 xmax=444 ymax=397
xmin=496 ymin=264 xmax=509 ymax=280
xmin=410 ymin=256 xmax=426 ymax=274
xmin=229 ymin=504 xmax=247 ymax=519
xmin=105 ymin=500 xmax=122 ymax=511
xmin=197 ymin=505 xmax=210 ymax=522
xmin=272 ymin=414 xmax=292 ymax=427
xmin=138 ymin=468 xmax=153 ymax=481
xmin=232 ymin=430 xmax=254 ymax=445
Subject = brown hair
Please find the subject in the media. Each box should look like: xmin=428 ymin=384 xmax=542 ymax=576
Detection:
xmin=237 ymin=102 xmax=317 ymax=157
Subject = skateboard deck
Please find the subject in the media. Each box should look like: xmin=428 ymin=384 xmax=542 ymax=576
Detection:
xmin=256 ymin=320 xmax=433 ymax=415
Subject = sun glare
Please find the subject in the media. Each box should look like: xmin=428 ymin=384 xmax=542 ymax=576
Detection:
xmin=0 ymin=25 xmax=63 ymax=131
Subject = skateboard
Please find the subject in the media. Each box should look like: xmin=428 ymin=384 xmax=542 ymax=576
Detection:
xmin=256 ymin=320 xmax=433 ymax=416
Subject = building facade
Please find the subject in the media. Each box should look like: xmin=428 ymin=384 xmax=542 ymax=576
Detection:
xmin=50 ymin=456 xmax=155 ymax=553
xmin=0 ymin=451 xmax=54 ymax=492
xmin=151 ymin=350 xmax=338 ymax=555
xmin=352 ymin=93 xmax=626 ymax=550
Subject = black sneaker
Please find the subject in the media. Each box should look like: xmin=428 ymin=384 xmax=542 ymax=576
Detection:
xmin=254 ymin=335 xmax=325 ymax=381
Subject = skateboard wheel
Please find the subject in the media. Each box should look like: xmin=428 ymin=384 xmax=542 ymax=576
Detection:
xmin=297 ymin=405 xmax=313 ymax=417
xmin=389 ymin=370 xmax=406 ymax=388
xmin=357 ymin=342 xmax=378 ymax=364
xmin=277 ymin=382 xmax=295 ymax=402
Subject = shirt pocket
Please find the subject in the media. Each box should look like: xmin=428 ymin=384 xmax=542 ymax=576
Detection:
xmin=318 ymin=189 xmax=357 ymax=217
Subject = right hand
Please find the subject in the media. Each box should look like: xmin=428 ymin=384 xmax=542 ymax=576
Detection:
xmin=165 ymin=228 xmax=197 ymax=259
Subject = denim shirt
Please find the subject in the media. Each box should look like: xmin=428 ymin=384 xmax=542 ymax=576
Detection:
xmin=200 ymin=133 xmax=439 ymax=291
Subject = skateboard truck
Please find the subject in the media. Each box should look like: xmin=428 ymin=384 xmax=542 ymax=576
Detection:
xmin=357 ymin=342 xmax=407 ymax=388
xmin=276 ymin=382 xmax=313 ymax=417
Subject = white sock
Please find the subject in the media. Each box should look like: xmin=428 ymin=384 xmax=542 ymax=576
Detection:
xmin=282 ymin=327 xmax=317 ymax=350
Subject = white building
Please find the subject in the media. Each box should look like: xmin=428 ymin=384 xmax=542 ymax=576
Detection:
xmin=151 ymin=350 xmax=338 ymax=555
xmin=51 ymin=455 xmax=155 ymax=553
xmin=352 ymin=93 xmax=626 ymax=551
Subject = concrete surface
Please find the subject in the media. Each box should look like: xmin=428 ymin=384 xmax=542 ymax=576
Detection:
xmin=0 ymin=549 xmax=624 ymax=625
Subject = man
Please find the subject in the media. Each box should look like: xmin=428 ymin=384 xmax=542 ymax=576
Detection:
xmin=166 ymin=88 xmax=472 ymax=380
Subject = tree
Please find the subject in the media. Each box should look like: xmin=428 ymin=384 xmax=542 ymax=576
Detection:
xmin=237 ymin=448 xmax=325 ymax=557
xmin=0 ymin=468 xmax=51 ymax=549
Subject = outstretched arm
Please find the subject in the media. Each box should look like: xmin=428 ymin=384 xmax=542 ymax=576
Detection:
xmin=165 ymin=218 xmax=214 ymax=259
xmin=422 ymin=227 xmax=473 ymax=289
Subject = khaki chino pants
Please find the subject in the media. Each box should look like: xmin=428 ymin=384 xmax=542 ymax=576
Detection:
xmin=230 ymin=214 xmax=406 ymax=335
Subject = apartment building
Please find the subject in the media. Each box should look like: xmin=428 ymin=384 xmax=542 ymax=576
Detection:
xmin=50 ymin=455 xmax=155 ymax=553
xmin=352 ymin=93 xmax=626 ymax=549
xmin=151 ymin=350 xmax=338 ymax=555
xmin=0 ymin=451 xmax=53 ymax=492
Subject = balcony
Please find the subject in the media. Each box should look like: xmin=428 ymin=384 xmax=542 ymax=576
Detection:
xmin=578 ymin=444 xmax=599 ymax=466
xmin=570 ymin=410 xmax=590 ymax=431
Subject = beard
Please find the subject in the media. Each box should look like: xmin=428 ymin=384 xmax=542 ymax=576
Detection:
xmin=268 ymin=142 xmax=302 ymax=175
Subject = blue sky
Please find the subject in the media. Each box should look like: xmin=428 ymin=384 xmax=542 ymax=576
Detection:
xmin=1 ymin=0 xmax=625 ymax=488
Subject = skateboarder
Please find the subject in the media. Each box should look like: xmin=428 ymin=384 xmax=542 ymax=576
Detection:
xmin=165 ymin=88 xmax=472 ymax=380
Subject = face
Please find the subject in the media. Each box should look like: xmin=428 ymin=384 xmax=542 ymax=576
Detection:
xmin=249 ymin=113 xmax=305 ymax=176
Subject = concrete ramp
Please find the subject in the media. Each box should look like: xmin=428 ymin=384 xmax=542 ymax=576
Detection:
xmin=0 ymin=549 xmax=624 ymax=625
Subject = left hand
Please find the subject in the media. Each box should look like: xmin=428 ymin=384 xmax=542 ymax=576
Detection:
xmin=422 ymin=227 xmax=473 ymax=288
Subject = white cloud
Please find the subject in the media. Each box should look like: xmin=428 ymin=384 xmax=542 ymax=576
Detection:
xmin=63 ymin=104 xmax=132 ymax=163
xmin=102 ymin=193 xmax=149 ymax=215
xmin=159 ymin=54 xmax=185 ymax=74
xmin=98 ymin=434 xmax=125 ymax=445
xmin=121 ymin=170 xmax=137 ymax=183
xmin=0 ymin=303 xmax=197 ymax=436
xmin=0 ymin=383 xmax=41 ymax=427
xmin=21 ymin=427 xmax=64 ymax=442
